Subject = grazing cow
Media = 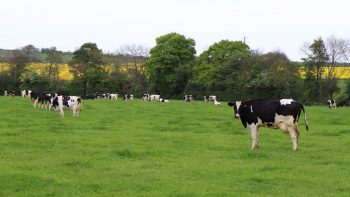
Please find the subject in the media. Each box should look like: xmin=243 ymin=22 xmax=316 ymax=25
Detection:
xmin=327 ymin=99 xmax=336 ymax=108
xmin=38 ymin=93 xmax=54 ymax=109
xmin=228 ymin=99 xmax=309 ymax=151
xmin=150 ymin=94 xmax=161 ymax=101
xmin=7 ymin=90 xmax=15 ymax=97
xmin=142 ymin=94 xmax=149 ymax=101
xmin=214 ymin=100 xmax=221 ymax=106
xmin=204 ymin=95 xmax=217 ymax=102
xmin=124 ymin=94 xmax=134 ymax=100
xmin=184 ymin=95 xmax=193 ymax=102
xmin=53 ymin=95 xmax=82 ymax=118
xmin=160 ymin=98 xmax=170 ymax=102
xmin=109 ymin=93 xmax=118 ymax=100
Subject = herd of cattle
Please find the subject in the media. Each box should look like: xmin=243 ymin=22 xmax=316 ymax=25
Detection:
xmin=3 ymin=90 xmax=222 ymax=118
xmin=2 ymin=90 xmax=350 ymax=151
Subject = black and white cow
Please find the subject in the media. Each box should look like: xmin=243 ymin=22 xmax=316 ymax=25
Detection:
xmin=124 ymin=94 xmax=134 ymax=100
xmin=228 ymin=99 xmax=309 ymax=151
xmin=150 ymin=94 xmax=160 ymax=101
xmin=327 ymin=99 xmax=336 ymax=108
xmin=53 ymin=95 xmax=82 ymax=118
xmin=109 ymin=93 xmax=118 ymax=100
xmin=30 ymin=92 xmax=53 ymax=109
xmin=142 ymin=94 xmax=149 ymax=101
xmin=204 ymin=95 xmax=216 ymax=102
xmin=159 ymin=98 xmax=170 ymax=102
xmin=21 ymin=90 xmax=32 ymax=98
xmin=184 ymin=95 xmax=193 ymax=102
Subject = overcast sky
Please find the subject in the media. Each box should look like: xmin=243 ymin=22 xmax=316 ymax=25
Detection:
xmin=1 ymin=0 xmax=349 ymax=61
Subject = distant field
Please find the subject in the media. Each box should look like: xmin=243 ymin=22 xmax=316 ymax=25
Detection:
xmin=0 ymin=97 xmax=349 ymax=196
xmin=2 ymin=63 xmax=350 ymax=81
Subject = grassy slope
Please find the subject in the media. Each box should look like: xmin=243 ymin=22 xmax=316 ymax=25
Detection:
xmin=0 ymin=97 xmax=349 ymax=196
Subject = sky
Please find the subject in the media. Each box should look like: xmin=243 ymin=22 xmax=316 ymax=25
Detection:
xmin=1 ymin=0 xmax=349 ymax=61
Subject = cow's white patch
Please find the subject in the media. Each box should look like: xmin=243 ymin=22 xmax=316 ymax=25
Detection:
xmin=235 ymin=101 xmax=241 ymax=109
xmin=235 ymin=101 xmax=242 ymax=118
xmin=280 ymin=99 xmax=294 ymax=105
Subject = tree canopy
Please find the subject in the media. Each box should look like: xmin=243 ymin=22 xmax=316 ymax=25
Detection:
xmin=145 ymin=32 xmax=196 ymax=97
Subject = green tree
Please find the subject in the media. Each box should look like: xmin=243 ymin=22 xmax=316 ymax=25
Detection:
xmin=248 ymin=52 xmax=301 ymax=99
xmin=20 ymin=71 xmax=50 ymax=92
xmin=302 ymin=37 xmax=329 ymax=99
xmin=9 ymin=49 xmax=31 ymax=90
xmin=70 ymin=43 xmax=104 ymax=95
xmin=43 ymin=47 xmax=63 ymax=91
xmin=192 ymin=40 xmax=249 ymax=95
xmin=145 ymin=33 xmax=196 ymax=97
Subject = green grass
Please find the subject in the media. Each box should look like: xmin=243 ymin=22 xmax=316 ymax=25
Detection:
xmin=0 ymin=97 xmax=349 ymax=196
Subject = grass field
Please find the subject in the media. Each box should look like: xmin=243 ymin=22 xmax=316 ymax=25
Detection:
xmin=0 ymin=97 xmax=349 ymax=196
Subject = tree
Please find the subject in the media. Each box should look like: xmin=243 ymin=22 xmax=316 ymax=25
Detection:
xmin=302 ymin=37 xmax=329 ymax=99
xmin=116 ymin=44 xmax=149 ymax=94
xmin=70 ymin=43 xmax=104 ymax=95
xmin=192 ymin=40 xmax=250 ymax=95
xmin=43 ymin=47 xmax=63 ymax=90
xmin=22 ymin=45 xmax=40 ymax=61
xmin=20 ymin=71 xmax=50 ymax=92
xmin=321 ymin=36 xmax=350 ymax=99
xmin=248 ymin=51 xmax=300 ymax=99
xmin=145 ymin=33 xmax=196 ymax=97
xmin=9 ymin=49 xmax=30 ymax=90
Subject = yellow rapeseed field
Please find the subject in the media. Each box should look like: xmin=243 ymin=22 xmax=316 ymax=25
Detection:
xmin=1 ymin=63 xmax=350 ymax=79
xmin=299 ymin=66 xmax=350 ymax=79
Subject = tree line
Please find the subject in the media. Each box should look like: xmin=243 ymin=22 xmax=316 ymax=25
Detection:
xmin=1 ymin=33 xmax=350 ymax=103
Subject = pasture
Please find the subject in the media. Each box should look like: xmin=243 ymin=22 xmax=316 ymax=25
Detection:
xmin=0 ymin=97 xmax=349 ymax=196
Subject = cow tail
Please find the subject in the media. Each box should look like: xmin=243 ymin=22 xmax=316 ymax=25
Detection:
xmin=301 ymin=105 xmax=309 ymax=131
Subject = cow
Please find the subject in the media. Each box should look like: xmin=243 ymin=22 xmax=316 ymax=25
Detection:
xmin=30 ymin=92 xmax=40 ymax=108
xmin=142 ymin=94 xmax=149 ymax=101
xmin=228 ymin=99 xmax=309 ymax=151
xmin=214 ymin=100 xmax=221 ymax=106
xmin=184 ymin=95 xmax=193 ymax=102
xmin=150 ymin=94 xmax=161 ymax=101
xmin=53 ymin=95 xmax=82 ymax=118
xmin=29 ymin=92 xmax=51 ymax=109
xmin=327 ymin=99 xmax=336 ymax=108
xmin=159 ymin=98 xmax=170 ymax=102
xmin=109 ymin=93 xmax=118 ymax=100
xmin=38 ymin=93 xmax=54 ymax=109
xmin=4 ymin=91 xmax=7 ymax=96
xmin=7 ymin=90 xmax=15 ymax=97
xmin=204 ymin=95 xmax=216 ymax=102
xmin=124 ymin=94 xmax=134 ymax=100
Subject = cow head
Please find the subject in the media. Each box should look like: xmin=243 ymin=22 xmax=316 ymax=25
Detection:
xmin=227 ymin=101 xmax=242 ymax=118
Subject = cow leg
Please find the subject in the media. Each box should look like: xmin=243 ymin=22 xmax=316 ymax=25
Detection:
xmin=288 ymin=126 xmax=298 ymax=151
xmin=72 ymin=106 xmax=77 ymax=117
xmin=34 ymin=99 xmax=38 ymax=108
xmin=59 ymin=107 xmax=64 ymax=118
xmin=248 ymin=124 xmax=259 ymax=150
